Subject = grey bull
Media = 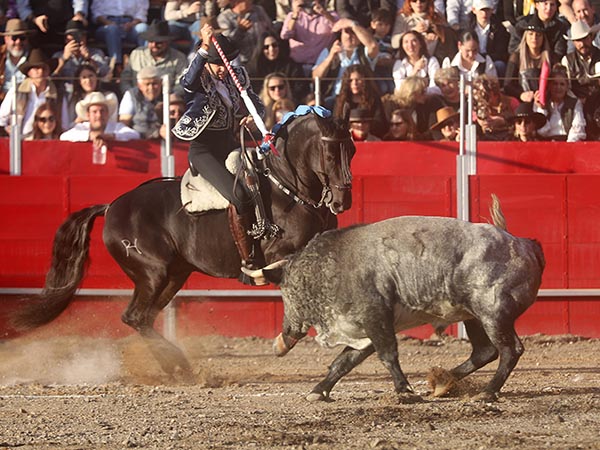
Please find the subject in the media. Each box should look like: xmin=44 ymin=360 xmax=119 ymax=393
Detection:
xmin=246 ymin=196 xmax=545 ymax=402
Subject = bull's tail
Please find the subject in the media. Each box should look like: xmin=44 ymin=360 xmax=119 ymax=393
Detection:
xmin=10 ymin=204 xmax=108 ymax=331
xmin=490 ymin=194 xmax=507 ymax=231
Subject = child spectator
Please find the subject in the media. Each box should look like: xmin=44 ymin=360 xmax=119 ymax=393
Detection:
xmin=265 ymin=97 xmax=295 ymax=130
xmin=508 ymin=101 xmax=546 ymax=141
xmin=430 ymin=106 xmax=460 ymax=141
xmin=370 ymin=8 xmax=395 ymax=95
xmin=348 ymin=107 xmax=381 ymax=141
xmin=28 ymin=101 xmax=61 ymax=140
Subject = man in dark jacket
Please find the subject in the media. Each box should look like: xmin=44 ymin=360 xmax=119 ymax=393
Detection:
xmin=335 ymin=0 xmax=396 ymax=28
xmin=467 ymin=0 xmax=510 ymax=77
xmin=509 ymin=0 xmax=570 ymax=59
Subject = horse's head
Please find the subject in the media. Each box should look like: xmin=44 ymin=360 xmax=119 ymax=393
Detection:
xmin=312 ymin=114 xmax=355 ymax=215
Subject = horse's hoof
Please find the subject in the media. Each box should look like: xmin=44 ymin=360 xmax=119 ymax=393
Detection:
xmin=306 ymin=391 xmax=328 ymax=402
xmin=470 ymin=391 xmax=498 ymax=403
xmin=427 ymin=366 xmax=457 ymax=397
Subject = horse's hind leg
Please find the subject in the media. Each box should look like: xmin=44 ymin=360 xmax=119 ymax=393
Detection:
xmin=122 ymin=272 xmax=194 ymax=381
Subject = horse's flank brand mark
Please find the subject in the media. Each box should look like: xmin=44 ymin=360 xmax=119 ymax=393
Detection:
xmin=121 ymin=239 xmax=142 ymax=257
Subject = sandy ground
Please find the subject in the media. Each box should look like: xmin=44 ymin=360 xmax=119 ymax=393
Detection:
xmin=0 ymin=332 xmax=598 ymax=450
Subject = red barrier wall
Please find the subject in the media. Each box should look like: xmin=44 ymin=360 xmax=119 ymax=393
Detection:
xmin=1 ymin=139 xmax=599 ymax=338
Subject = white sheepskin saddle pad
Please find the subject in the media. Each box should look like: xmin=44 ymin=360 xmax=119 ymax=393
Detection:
xmin=181 ymin=150 xmax=242 ymax=214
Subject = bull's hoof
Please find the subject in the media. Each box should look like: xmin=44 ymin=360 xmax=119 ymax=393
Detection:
xmin=427 ymin=366 xmax=457 ymax=397
xmin=397 ymin=391 xmax=423 ymax=404
xmin=469 ymin=391 xmax=498 ymax=403
xmin=306 ymin=391 xmax=329 ymax=402
xmin=272 ymin=333 xmax=290 ymax=357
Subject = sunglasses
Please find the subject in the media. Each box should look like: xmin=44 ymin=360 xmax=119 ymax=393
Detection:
xmin=11 ymin=35 xmax=27 ymax=42
xmin=268 ymin=84 xmax=285 ymax=91
xmin=263 ymin=43 xmax=279 ymax=50
xmin=36 ymin=115 xmax=56 ymax=123
xmin=411 ymin=0 xmax=428 ymax=3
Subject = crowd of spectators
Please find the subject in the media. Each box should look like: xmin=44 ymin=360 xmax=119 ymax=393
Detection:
xmin=1 ymin=0 xmax=600 ymax=144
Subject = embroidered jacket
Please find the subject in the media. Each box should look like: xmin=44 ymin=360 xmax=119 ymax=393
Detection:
xmin=172 ymin=50 xmax=264 ymax=141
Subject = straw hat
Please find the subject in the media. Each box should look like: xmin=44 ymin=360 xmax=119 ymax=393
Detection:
xmin=430 ymin=106 xmax=459 ymax=130
xmin=75 ymin=91 xmax=118 ymax=121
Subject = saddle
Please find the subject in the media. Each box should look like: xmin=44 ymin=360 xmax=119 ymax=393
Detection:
xmin=180 ymin=150 xmax=241 ymax=214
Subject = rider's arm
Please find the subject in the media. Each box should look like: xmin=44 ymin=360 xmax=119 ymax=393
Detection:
xmin=180 ymin=49 xmax=209 ymax=93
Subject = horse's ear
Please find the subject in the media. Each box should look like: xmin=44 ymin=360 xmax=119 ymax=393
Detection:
xmin=313 ymin=112 xmax=335 ymax=137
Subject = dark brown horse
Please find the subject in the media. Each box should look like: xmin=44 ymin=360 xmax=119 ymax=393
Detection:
xmin=11 ymin=112 xmax=355 ymax=379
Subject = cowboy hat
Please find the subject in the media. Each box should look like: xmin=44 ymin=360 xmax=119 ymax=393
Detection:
xmin=430 ymin=106 xmax=459 ymax=130
xmin=63 ymin=19 xmax=88 ymax=36
xmin=564 ymin=20 xmax=591 ymax=41
xmin=348 ymin=108 xmax=373 ymax=122
xmin=507 ymin=102 xmax=546 ymax=129
xmin=523 ymin=15 xmax=545 ymax=33
xmin=18 ymin=48 xmax=58 ymax=75
xmin=0 ymin=18 xmax=33 ymax=36
xmin=206 ymin=33 xmax=240 ymax=64
xmin=75 ymin=91 xmax=119 ymax=121
xmin=139 ymin=20 xmax=172 ymax=42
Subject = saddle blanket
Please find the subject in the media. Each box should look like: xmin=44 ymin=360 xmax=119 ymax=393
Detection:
xmin=181 ymin=150 xmax=242 ymax=214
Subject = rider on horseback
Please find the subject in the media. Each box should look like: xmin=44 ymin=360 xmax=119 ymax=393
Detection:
xmin=173 ymin=24 xmax=265 ymax=276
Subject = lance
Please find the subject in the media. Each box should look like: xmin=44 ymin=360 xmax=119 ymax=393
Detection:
xmin=210 ymin=35 xmax=277 ymax=155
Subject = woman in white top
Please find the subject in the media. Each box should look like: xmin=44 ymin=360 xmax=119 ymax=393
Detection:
xmin=392 ymin=30 xmax=440 ymax=94
xmin=536 ymin=64 xmax=586 ymax=142
xmin=442 ymin=30 xmax=497 ymax=79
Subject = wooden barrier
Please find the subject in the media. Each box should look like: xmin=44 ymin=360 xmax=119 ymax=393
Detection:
xmin=1 ymin=139 xmax=599 ymax=338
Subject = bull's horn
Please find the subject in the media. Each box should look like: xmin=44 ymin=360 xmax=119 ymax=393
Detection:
xmin=241 ymin=259 xmax=288 ymax=286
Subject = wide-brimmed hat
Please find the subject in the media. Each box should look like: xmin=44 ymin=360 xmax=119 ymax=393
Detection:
xmin=565 ymin=20 xmax=591 ymax=40
xmin=18 ymin=48 xmax=58 ymax=74
xmin=63 ymin=19 xmax=87 ymax=36
xmin=508 ymin=102 xmax=546 ymax=129
xmin=1 ymin=18 xmax=32 ymax=36
xmin=430 ymin=106 xmax=459 ymax=130
xmin=207 ymin=34 xmax=240 ymax=64
xmin=75 ymin=91 xmax=118 ymax=121
xmin=523 ymin=15 xmax=545 ymax=33
xmin=348 ymin=108 xmax=373 ymax=122
xmin=139 ymin=20 xmax=172 ymax=42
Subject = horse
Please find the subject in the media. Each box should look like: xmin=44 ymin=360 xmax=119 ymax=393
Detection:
xmin=10 ymin=112 xmax=356 ymax=380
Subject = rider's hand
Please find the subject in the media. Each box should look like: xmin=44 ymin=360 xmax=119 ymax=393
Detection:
xmin=200 ymin=23 xmax=214 ymax=50
xmin=240 ymin=115 xmax=254 ymax=127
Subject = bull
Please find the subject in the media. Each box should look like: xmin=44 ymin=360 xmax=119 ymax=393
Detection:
xmin=244 ymin=195 xmax=545 ymax=402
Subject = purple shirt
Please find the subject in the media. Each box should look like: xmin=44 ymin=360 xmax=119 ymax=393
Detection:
xmin=280 ymin=10 xmax=338 ymax=65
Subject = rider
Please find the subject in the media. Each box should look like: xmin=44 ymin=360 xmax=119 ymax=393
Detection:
xmin=172 ymin=24 xmax=265 ymax=276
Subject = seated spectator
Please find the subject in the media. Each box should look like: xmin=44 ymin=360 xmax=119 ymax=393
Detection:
xmin=52 ymin=19 xmax=110 ymax=85
xmin=119 ymin=66 xmax=163 ymax=139
xmin=0 ymin=48 xmax=58 ymax=138
xmin=19 ymin=0 xmax=88 ymax=49
xmin=567 ymin=0 xmax=600 ymax=51
xmin=336 ymin=0 xmax=396 ymax=29
xmin=466 ymin=0 xmax=510 ymax=78
xmin=508 ymin=101 xmax=546 ymax=141
xmin=333 ymin=63 xmax=387 ymax=138
xmin=0 ymin=19 xmax=31 ymax=101
xmin=259 ymin=72 xmax=296 ymax=124
xmin=392 ymin=30 xmax=440 ymax=94
xmin=155 ymin=92 xmax=186 ymax=140
xmin=217 ymin=0 xmax=273 ymax=64
xmin=382 ymin=108 xmax=418 ymax=140
xmin=120 ymin=20 xmax=188 ymax=95
xmin=442 ymin=30 xmax=497 ymax=78
xmin=27 ymin=101 xmax=61 ymax=140
xmin=432 ymin=66 xmax=461 ymax=110
xmin=60 ymin=91 xmax=140 ymax=142
xmin=369 ymin=8 xmax=395 ymax=95
xmin=430 ymin=106 xmax=460 ymax=141
xmin=312 ymin=18 xmax=379 ymax=109
xmin=504 ymin=17 xmax=554 ymax=103
xmin=536 ymin=64 xmax=586 ymax=141
xmin=348 ymin=107 xmax=381 ymax=141
xmin=391 ymin=0 xmax=458 ymax=64
xmin=91 ymin=0 xmax=150 ymax=73
xmin=472 ymin=74 xmax=518 ymax=140
xmin=508 ymin=0 xmax=569 ymax=59
xmin=561 ymin=20 xmax=600 ymax=101
xmin=62 ymin=63 xmax=119 ymax=129
xmin=247 ymin=31 xmax=308 ymax=102
xmin=382 ymin=75 xmax=439 ymax=138
xmin=280 ymin=0 xmax=338 ymax=76
xmin=164 ymin=0 xmax=218 ymax=51
xmin=265 ymin=97 xmax=295 ymax=130
xmin=446 ymin=0 xmax=500 ymax=31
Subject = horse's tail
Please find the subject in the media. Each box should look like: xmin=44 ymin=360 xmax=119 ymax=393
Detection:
xmin=489 ymin=194 xmax=507 ymax=232
xmin=10 ymin=204 xmax=108 ymax=331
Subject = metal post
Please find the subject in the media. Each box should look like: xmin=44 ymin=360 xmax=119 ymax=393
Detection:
xmin=9 ymin=75 xmax=21 ymax=175
xmin=161 ymin=74 xmax=177 ymax=342
xmin=314 ymin=77 xmax=321 ymax=107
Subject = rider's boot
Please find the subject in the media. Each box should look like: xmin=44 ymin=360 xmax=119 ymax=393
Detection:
xmin=227 ymin=204 xmax=265 ymax=285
